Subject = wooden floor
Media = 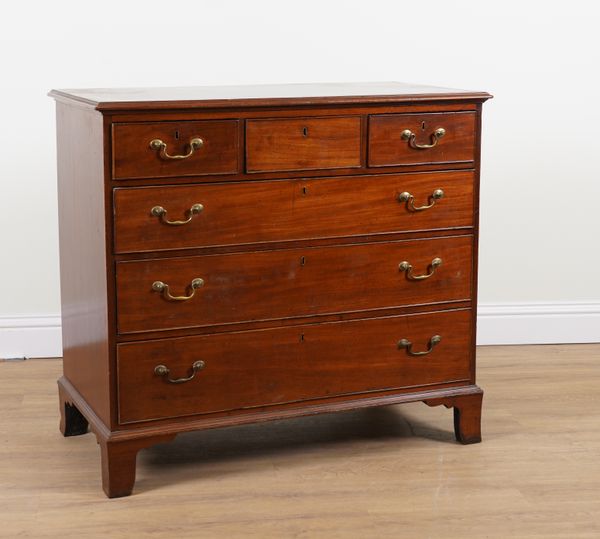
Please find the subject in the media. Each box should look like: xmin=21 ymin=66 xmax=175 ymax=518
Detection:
xmin=1 ymin=345 xmax=600 ymax=538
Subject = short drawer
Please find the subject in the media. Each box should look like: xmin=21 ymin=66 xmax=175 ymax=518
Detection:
xmin=117 ymin=308 xmax=472 ymax=423
xmin=113 ymin=171 xmax=474 ymax=253
xmin=246 ymin=116 xmax=361 ymax=173
xmin=112 ymin=120 xmax=239 ymax=180
xmin=116 ymin=235 xmax=472 ymax=334
xmin=368 ymin=112 xmax=476 ymax=167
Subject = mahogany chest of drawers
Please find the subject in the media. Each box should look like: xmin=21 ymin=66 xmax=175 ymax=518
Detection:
xmin=50 ymin=82 xmax=491 ymax=498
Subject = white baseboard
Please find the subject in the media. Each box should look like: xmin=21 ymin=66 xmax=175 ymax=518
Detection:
xmin=477 ymin=302 xmax=600 ymax=345
xmin=0 ymin=315 xmax=62 ymax=359
xmin=1 ymin=303 xmax=599 ymax=358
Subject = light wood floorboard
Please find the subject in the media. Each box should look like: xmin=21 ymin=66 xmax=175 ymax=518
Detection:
xmin=1 ymin=345 xmax=599 ymax=538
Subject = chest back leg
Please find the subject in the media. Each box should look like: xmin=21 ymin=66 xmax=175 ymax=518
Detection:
xmin=424 ymin=388 xmax=483 ymax=444
xmin=58 ymin=381 xmax=89 ymax=437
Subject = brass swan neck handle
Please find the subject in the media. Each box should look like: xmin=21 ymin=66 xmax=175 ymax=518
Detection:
xmin=398 ymin=189 xmax=444 ymax=211
xmin=149 ymin=137 xmax=204 ymax=160
xmin=152 ymin=278 xmax=204 ymax=301
xmin=398 ymin=335 xmax=442 ymax=356
xmin=151 ymin=203 xmax=204 ymax=226
xmin=399 ymin=258 xmax=442 ymax=281
xmin=401 ymin=127 xmax=446 ymax=149
xmin=154 ymin=360 xmax=205 ymax=384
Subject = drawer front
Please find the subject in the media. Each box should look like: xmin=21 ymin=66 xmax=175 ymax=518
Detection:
xmin=246 ymin=116 xmax=361 ymax=173
xmin=368 ymin=112 xmax=476 ymax=167
xmin=113 ymin=171 xmax=474 ymax=253
xmin=112 ymin=120 xmax=239 ymax=179
xmin=116 ymin=236 xmax=472 ymax=334
xmin=117 ymin=309 xmax=472 ymax=423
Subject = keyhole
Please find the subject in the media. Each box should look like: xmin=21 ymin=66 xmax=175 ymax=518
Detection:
xmin=302 ymin=186 xmax=308 ymax=195
xmin=300 ymin=256 xmax=306 ymax=266
xmin=300 ymin=333 xmax=305 ymax=342
xmin=421 ymin=122 xmax=426 ymax=131
xmin=174 ymin=130 xmax=180 ymax=140
xmin=302 ymin=126 xmax=309 ymax=137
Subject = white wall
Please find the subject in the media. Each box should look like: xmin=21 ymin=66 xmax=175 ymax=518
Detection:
xmin=1 ymin=0 xmax=599 ymax=357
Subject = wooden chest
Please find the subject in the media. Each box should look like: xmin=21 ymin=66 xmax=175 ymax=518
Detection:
xmin=50 ymin=82 xmax=491 ymax=498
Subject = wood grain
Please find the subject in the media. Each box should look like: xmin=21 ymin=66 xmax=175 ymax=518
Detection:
xmin=246 ymin=116 xmax=361 ymax=173
xmin=113 ymin=171 xmax=474 ymax=254
xmin=55 ymin=102 xmax=111 ymax=427
xmin=101 ymin=103 xmax=483 ymax=188
xmin=112 ymin=120 xmax=239 ymax=179
xmin=117 ymin=309 xmax=472 ymax=423
xmin=99 ymin=434 xmax=175 ymax=498
xmin=50 ymin=83 xmax=490 ymax=498
xmin=116 ymin=236 xmax=473 ymax=334
xmin=1 ymin=345 xmax=597 ymax=537
xmin=368 ymin=111 xmax=476 ymax=167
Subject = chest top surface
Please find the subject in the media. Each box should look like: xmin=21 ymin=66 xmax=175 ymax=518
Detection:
xmin=49 ymin=81 xmax=491 ymax=111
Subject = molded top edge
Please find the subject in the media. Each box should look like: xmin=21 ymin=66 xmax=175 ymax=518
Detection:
xmin=49 ymin=82 xmax=492 ymax=111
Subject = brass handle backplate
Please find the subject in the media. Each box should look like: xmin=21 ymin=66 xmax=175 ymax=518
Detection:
xmin=399 ymin=258 xmax=442 ymax=281
xmin=401 ymin=127 xmax=446 ymax=149
xmin=154 ymin=360 xmax=205 ymax=384
xmin=151 ymin=203 xmax=204 ymax=226
xmin=152 ymin=278 xmax=204 ymax=301
xmin=398 ymin=335 xmax=442 ymax=356
xmin=149 ymin=137 xmax=204 ymax=160
xmin=398 ymin=189 xmax=444 ymax=211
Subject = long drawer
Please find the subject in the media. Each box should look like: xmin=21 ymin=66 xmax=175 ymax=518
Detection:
xmin=116 ymin=235 xmax=472 ymax=334
xmin=113 ymin=171 xmax=474 ymax=254
xmin=117 ymin=308 xmax=472 ymax=423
